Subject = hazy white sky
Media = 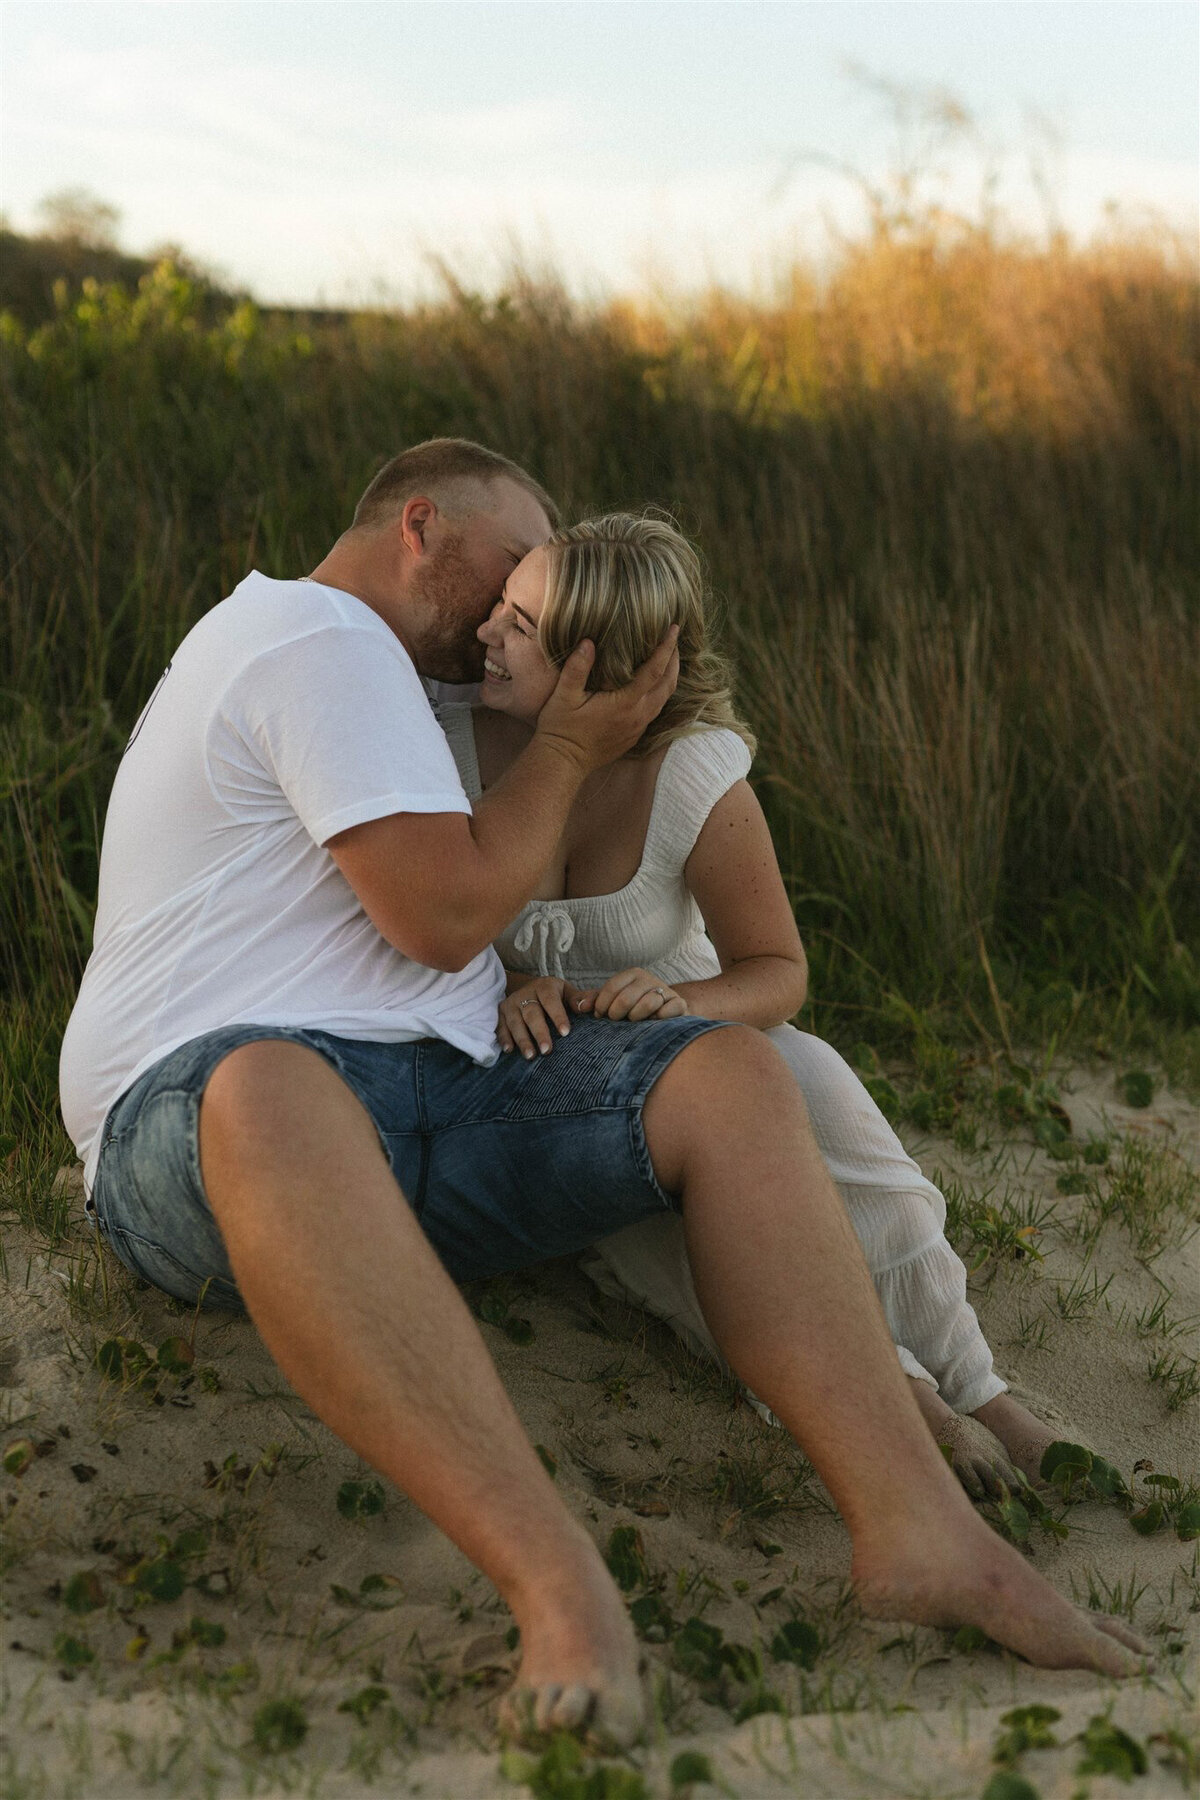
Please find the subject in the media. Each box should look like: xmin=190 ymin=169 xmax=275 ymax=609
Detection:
xmin=2 ymin=2 xmax=1197 ymax=304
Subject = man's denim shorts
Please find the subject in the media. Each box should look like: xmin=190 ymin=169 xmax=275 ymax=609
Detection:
xmin=90 ymin=1015 xmax=730 ymax=1313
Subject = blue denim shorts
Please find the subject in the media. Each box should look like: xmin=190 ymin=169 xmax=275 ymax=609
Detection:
xmin=90 ymin=1016 xmax=729 ymax=1312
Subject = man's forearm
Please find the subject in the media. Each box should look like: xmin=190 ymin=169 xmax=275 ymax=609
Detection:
xmin=329 ymin=634 xmax=680 ymax=973
xmin=448 ymin=734 xmax=587 ymax=955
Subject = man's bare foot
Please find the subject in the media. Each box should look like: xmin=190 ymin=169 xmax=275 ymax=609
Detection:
xmin=972 ymin=1393 xmax=1069 ymax=1486
xmin=854 ymin=1502 xmax=1152 ymax=1678
xmin=498 ymin=1533 xmax=644 ymax=1749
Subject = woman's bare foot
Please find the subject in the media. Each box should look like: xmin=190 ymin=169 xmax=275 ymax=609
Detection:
xmin=498 ymin=1532 xmax=644 ymax=1749
xmin=853 ymin=1501 xmax=1152 ymax=1677
xmin=972 ymin=1392 xmax=1069 ymax=1486
xmin=906 ymin=1377 xmax=1018 ymax=1497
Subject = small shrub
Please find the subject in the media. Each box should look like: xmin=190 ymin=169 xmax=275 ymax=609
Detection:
xmin=1120 ymin=1071 xmax=1155 ymax=1108
xmin=62 ymin=1571 xmax=105 ymax=1614
xmin=669 ymin=1751 xmax=713 ymax=1790
xmin=336 ymin=1477 xmax=387 ymax=1520
xmin=251 ymin=1697 xmax=308 ymax=1754
xmin=604 ymin=1525 xmax=648 ymax=1593
xmin=1074 ymin=1712 xmax=1147 ymax=1781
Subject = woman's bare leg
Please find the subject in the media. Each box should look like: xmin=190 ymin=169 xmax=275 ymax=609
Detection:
xmin=972 ymin=1393 xmax=1071 ymax=1485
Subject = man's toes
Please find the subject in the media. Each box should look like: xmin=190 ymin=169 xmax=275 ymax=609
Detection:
xmin=1087 ymin=1612 xmax=1153 ymax=1656
xmin=533 ymin=1684 xmax=564 ymax=1732
xmin=1080 ymin=1619 xmax=1152 ymax=1678
xmin=545 ymin=1684 xmax=596 ymax=1732
xmin=498 ymin=1679 xmax=643 ymax=1750
xmin=497 ymin=1686 xmax=537 ymax=1741
xmin=590 ymin=1681 xmax=646 ymax=1751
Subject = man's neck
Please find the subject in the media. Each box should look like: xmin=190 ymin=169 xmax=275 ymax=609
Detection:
xmin=305 ymin=549 xmax=420 ymax=664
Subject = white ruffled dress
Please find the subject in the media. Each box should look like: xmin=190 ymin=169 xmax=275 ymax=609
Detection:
xmin=439 ymin=706 xmax=1004 ymax=1415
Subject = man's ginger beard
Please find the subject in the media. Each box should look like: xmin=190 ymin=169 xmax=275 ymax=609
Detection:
xmin=409 ymin=527 xmax=494 ymax=684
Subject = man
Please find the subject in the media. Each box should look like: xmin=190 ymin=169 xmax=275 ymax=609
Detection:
xmin=60 ymin=438 xmax=1147 ymax=1748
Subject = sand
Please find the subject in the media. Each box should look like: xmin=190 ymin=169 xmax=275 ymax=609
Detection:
xmin=1 ymin=1063 xmax=1197 ymax=1798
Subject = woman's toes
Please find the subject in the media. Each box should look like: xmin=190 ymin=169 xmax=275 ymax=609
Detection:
xmin=975 ymin=1456 xmax=1018 ymax=1499
xmin=937 ymin=1415 xmax=1018 ymax=1497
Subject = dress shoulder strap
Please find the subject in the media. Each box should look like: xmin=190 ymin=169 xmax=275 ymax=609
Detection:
xmin=646 ymin=728 xmax=753 ymax=869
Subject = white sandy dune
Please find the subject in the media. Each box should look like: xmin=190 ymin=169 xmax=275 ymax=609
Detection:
xmin=1 ymin=1064 xmax=1197 ymax=1798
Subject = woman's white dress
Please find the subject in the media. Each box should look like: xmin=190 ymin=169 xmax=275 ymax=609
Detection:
xmin=439 ymin=705 xmax=1005 ymax=1415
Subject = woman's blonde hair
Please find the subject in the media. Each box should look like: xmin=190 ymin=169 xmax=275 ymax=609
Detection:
xmin=537 ymin=512 xmax=755 ymax=758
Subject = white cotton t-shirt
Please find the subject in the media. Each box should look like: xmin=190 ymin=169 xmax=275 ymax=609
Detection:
xmin=59 ymin=572 xmax=505 ymax=1192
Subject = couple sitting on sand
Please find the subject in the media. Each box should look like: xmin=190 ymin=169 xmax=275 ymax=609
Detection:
xmin=60 ymin=437 xmax=1147 ymax=1746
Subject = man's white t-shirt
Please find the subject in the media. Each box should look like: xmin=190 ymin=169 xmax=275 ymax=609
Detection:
xmin=59 ymin=572 xmax=504 ymax=1192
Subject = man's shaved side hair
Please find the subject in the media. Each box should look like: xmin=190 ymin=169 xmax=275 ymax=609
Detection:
xmin=351 ymin=438 xmax=558 ymax=533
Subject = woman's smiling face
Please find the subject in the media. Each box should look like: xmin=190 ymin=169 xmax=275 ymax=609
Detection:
xmin=476 ymin=546 xmax=560 ymax=721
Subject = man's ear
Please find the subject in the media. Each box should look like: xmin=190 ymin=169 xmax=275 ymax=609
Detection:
xmin=399 ymin=496 xmax=436 ymax=558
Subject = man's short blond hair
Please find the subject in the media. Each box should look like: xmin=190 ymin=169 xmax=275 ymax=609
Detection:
xmin=351 ymin=438 xmax=558 ymax=533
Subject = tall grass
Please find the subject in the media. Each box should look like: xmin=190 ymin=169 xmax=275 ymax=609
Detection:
xmin=2 ymin=219 xmax=1197 ymax=1161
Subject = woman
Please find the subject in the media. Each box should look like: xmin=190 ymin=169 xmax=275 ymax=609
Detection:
xmin=437 ymin=511 xmax=1059 ymax=1493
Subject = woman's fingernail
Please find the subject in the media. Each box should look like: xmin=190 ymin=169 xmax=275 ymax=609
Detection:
xmin=559 ymin=1025 xmax=568 ymax=1037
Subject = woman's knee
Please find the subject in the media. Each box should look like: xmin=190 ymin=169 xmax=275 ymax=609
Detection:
xmin=765 ymin=1027 xmax=930 ymax=1183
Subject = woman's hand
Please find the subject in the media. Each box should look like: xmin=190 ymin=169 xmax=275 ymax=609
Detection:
xmin=582 ymin=967 xmax=690 ymax=1023
xmin=498 ymin=977 xmax=590 ymax=1059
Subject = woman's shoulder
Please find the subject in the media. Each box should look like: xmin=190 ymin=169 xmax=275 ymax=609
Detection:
xmin=649 ymin=728 xmax=754 ymax=864
xmin=661 ymin=726 xmax=753 ymax=789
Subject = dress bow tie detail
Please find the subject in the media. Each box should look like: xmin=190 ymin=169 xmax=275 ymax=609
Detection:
xmin=513 ymin=905 xmax=577 ymax=979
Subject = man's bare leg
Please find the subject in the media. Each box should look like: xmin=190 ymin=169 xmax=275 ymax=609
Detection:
xmin=644 ymin=1028 xmax=1149 ymax=1678
xmin=198 ymin=1042 xmax=642 ymax=1744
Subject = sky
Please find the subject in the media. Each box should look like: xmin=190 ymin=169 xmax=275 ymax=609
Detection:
xmin=1 ymin=1 xmax=1197 ymax=305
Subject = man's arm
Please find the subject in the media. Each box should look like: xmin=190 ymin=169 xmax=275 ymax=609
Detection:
xmin=327 ymin=632 xmax=679 ymax=971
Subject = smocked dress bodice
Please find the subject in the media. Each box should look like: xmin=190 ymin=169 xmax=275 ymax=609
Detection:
xmin=437 ymin=706 xmax=752 ymax=988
